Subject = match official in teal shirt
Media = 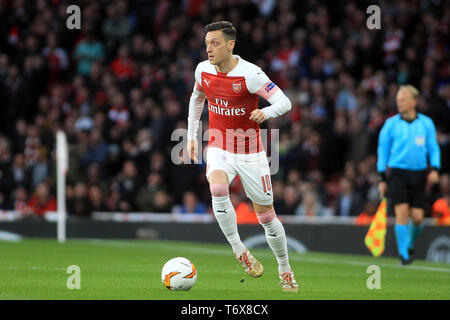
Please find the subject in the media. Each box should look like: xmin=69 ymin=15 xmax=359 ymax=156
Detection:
xmin=377 ymin=85 xmax=440 ymax=265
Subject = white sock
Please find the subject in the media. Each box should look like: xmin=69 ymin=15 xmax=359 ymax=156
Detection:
xmin=261 ymin=217 xmax=291 ymax=273
xmin=212 ymin=195 xmax=246 ymax=256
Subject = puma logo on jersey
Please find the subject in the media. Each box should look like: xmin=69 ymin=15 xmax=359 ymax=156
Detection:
xmin=203 ymin=78 xmax=211 ymax=87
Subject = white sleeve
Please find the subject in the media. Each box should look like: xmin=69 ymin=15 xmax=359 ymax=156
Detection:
xmin=187 ymin=85 xmax=206 ymax=140
xmin=246 ymin=69 xmax=292 ymax=120
xmin=261 ymin=93 xmax=292 ymax=120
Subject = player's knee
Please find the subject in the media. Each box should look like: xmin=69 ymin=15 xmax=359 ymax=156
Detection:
xmin=411 ymin=210 xmax=424 ymax=225
xmin=256 ymin=208 xmax=276 ymax=224
xmin=210 ymin=183 xmax=229 ymax=197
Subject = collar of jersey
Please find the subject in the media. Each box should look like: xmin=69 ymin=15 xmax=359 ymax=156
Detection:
xmin=212 ymin=55 xmax=242 ymax=76
xmin=400 ymin=112 xmax=418 ymax=123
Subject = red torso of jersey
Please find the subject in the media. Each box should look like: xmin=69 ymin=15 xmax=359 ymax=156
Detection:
xmin=196 ymin=57 xmax=268 ymax=154
xmin=202 ymin=71 xmax=263 ymax=154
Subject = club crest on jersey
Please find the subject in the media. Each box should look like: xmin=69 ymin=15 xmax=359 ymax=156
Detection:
xmin=232 ymin=82 xmax=242 ymax=94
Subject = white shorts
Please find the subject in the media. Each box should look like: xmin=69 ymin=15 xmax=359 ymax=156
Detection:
xmin=205 ymin=147 xmax=273 ymax=206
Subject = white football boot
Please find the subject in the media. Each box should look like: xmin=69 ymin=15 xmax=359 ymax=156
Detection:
xmin=235 ymin=249 xmax=264 ymax=278
xmin=279 ymin=270 xmax=299 ymax=292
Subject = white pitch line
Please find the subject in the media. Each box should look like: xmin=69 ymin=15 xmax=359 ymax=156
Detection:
xmin=291 ymin=256 xmax=450 ymax=273
xmin=79 ymin=239 xmax=450 ymax=274
xmin=0 ymin=264 xmax=242 ymax=274
xmin=0 ymin=266 xmax=66 ymax=271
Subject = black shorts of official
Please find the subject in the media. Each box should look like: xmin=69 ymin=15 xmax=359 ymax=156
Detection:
xmin=387 ymin=168 xmax=427 ymax=209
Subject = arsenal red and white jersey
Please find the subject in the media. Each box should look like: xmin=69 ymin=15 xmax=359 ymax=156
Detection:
xmin=194 ymin=55 xmax=281 ymax=154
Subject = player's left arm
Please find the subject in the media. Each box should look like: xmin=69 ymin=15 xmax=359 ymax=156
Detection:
xmin=376 ymin=119 xmax=393 ymax=198
xmin=247 ymin=69 xmax=291 ymax=124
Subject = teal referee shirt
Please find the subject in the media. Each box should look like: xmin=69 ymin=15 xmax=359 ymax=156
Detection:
xmin=377 ymin=113 xmax=441 ymax=174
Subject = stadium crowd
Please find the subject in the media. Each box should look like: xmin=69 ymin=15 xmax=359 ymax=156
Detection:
xmin=0 ymin=0 xmax=449 ymax=224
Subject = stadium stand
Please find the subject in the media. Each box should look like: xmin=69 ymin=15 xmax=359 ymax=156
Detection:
xmin=0 ymin=0 xmax=449 ymax=222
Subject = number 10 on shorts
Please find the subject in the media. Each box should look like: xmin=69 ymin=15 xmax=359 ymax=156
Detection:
xmin=261 ymin=174 xmax=272 ymax=193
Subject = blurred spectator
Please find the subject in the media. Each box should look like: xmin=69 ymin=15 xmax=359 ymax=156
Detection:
xmin=24 ymin=124 xmax=41 ymax=168
xmin=105 ymin=188 xmax=121 ymax=212
xmin=67 ymin=182 xmax=91 ymax=217
xmin=12 ymin=186 xmax=29 ymax=212
xmin=42 ymin=33 xmax=69 ymax=83
xmin=0 ymin=0 xmax=448 ymax=216
xmin=73 ymin=31 xmax=105 ymax=77
xmin=276 ymin=185 xmax=300 ymax=215
xmin=431 ymin=174 xmax=450 ymax=226
xmin=10 ymin=153 xmax=30 ymax=189
xmin=335 ymin=73 xmax=358 ymax=113
xmin=110 ymin=45 xmax=135 ymax=82
xmin=85 ymin=163 xmax=108 ymax=195
xmin=3 ymin=64 xmax=32 ymax=124
xmin=23 ymin=182 xmax=56 ymax=217
xmin=30 ymin=147 xmax=50 ymax=188
xmin=0 ymin=192 xmax=6 ymax=209
xmin=108 ymin=92 xmax=130 ymax=127
xmin=272 ymin=179 xmax=287 ymax=212
xmin=295 ymin=190 xmax=327 ymax=217
xmin=11 ymin=119 xmax=28 ymax=155
xmin=136 ymin=171 xmax=167 ymax=212
xmin=348 ymin=118 xmax=369 ymax=163
xmin=80 ymin=129 xmax=109 ymax=170
xmin=0 ymin=139 xmax=14 ymax=199
xmin=135 ymin=128 xmax=155 ymax=174
xmin=382 ymin=14 xmax=404 ymax=67
xmin=355 ymin=200 xmax=377 ymax=226
xmin=252 ymin=0 xmax=276 ymax=17
xmin=152 ymin=190 xmax=173 ymax=213
xmin=174 ymin=191 xmax=207 ymax=214
xmin=334 ymin=176 xmax=363 ymax=217
xmin=102 ymin=1 xmax=132 ymax=54
xmin=117 ymin=160 xmax=140 ymax=211
xmin=121 ymin=137 xmax=139 ymax=162
xmin=88 ymin=185 xmax=108 ymax=212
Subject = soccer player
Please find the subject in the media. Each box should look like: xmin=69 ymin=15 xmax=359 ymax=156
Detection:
xmin=186 ymin=21 xmax=298 ymax=292
xmin=377 ymin=85 xmax=441 ymax=265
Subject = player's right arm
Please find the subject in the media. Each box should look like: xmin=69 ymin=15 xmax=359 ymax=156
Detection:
xmin=377 ymin=119 xmax=393 ymax=198
xmin=187 ymin=66 xmax=206 ymax=162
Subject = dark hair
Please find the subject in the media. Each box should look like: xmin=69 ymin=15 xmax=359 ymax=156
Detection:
xmin=204 ymin=21 xmax=236 ymax=40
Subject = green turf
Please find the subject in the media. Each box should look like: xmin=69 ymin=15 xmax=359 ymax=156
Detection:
xmin=0 ymin=238 xmax=449 ymax=300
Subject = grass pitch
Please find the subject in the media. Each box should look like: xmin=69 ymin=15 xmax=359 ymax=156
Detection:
xmin=0 ymin=238 xmax=449 ymax=300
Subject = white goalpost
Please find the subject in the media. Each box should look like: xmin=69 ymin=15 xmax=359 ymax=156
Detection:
xmin=56 ymin=130 xmax=68 ymax=243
